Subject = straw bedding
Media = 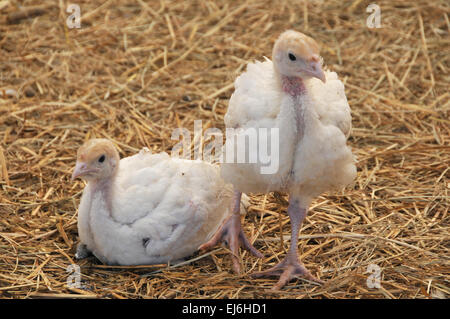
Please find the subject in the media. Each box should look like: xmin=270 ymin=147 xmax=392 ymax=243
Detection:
xmin=0 ymin=0 xmax=448 ymax=298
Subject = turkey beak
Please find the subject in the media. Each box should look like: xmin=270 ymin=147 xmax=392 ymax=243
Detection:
xmin=309 ymin=60 xmax=326 ymax=83
xmin=72 ymin=161 xmax=88 ymax=181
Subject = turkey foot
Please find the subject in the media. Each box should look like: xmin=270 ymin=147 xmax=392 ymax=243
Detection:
xmin=199 ymin=191 xmax=263 ymax=273
xmin=251 ymin=256 xmax=323 ymax=290
xmin=252 ymin=197 xmax=323 ymax=290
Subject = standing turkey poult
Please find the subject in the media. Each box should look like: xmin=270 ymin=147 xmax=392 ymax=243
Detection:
xmin=71 ymin=138 xmax=234 ymax=266
xmin=200 ymin=30 xmax=356 ymax=289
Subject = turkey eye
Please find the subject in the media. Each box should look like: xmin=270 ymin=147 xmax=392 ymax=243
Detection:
xmin=98 ymin=155 xmax=105 ymax=163
xmin=288 ymin=53 xmax=297 ymax=61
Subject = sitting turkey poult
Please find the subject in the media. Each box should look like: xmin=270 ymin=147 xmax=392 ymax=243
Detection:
xmin=71 ymin=138 xmax=234 ymax=265
xmin=200 ymin=30 xmax=356 ymax=289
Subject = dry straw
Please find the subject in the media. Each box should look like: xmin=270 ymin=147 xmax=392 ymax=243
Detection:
xmin=0 ymin=0 xmax=448 ymax=298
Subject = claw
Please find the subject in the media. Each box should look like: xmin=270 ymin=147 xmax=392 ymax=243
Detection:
xmin=252 ymin=257 xmax=323 ymax=290
xmin=199 ymin=212 xmax=263 ymax=273
xmin=251 ymin=198 xmax=324 ymax=290
xmin=199 ymin=191 xmax=263 ymax=273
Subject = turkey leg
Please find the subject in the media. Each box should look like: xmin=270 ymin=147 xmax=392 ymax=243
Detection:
xmin=251 ymin=198 xmax=323 ymax=290
xmin=199 ymin=190 xmax=263 ymax=273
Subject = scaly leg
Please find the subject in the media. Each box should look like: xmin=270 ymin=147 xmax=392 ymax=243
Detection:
xmin=251 ymin=198 xmax=323 ymax=290
xmin=199 ymin=190 xmax=263 ymax=273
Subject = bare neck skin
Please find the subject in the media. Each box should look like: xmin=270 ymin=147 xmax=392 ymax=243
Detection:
xmin=276 ymin=69 xmax=307 ymax=185
xmin=281 ymin=75 xmax=306 ymax=97
xmin=273 ymin=63 xmax=306 ymax=98
xmin=88 ymin=173 xmax=116 ymax=216
xmin=275 ymin=70 xmax=307 ymax=138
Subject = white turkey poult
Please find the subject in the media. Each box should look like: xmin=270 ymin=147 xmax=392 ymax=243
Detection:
xmin=71 ymin=138 xmax=235 ymax=266
xmin=200 ymin=30 xmax=356 ymax=289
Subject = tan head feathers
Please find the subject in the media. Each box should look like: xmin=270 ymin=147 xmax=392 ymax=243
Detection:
xmin=273 ymin=30 xmax=321 ymax=63
xmin=76 ymin=138 xmax=119 ymax=164
xmin=72 ymin=139 xmax=120 ymax=181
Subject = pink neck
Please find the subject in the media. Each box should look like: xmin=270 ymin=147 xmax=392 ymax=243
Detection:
xmin=90 ymin=177 xmax=114 ymax=215
xmin=281 ymin=76 xmax=306 ymax=97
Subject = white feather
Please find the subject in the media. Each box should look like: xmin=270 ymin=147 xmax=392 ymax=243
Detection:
xmin=221 ymin=60 xmax=356 ymax=207
xmin=77 ymin=151 xmax=233 ymax=265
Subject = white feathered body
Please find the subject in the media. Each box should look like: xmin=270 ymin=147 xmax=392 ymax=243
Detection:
xmin=221 ymin=60 xmax=356 ymax=206
xmin=77 ymin=149 xmax=232 ymax=265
